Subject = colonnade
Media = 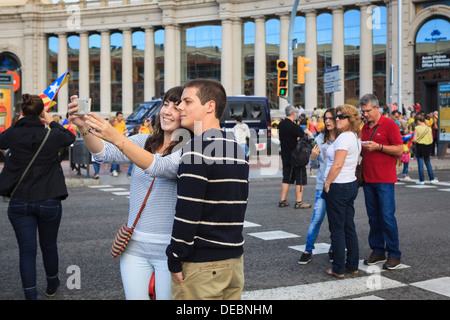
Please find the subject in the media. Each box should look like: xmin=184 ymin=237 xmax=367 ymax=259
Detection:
xmin=52 ymin=3 xmax=374 ymax=117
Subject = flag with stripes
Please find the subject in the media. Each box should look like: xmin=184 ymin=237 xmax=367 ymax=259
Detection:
xmin=39 ymin=70 xmax=70 ymax=110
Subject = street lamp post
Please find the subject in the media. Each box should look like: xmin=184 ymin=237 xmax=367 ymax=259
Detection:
xmin=287 ymin=0 xmax=299 ymax=106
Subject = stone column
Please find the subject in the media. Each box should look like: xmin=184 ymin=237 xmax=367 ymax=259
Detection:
xmin=232 ymin=18 xmax=243 ymax=95
xmin=144 ymin=26 xmax=155 ymax=101
xmin=359 ymin=3 xmax=373 ymax=98
xmin=221 ymin=19 xmax=233 ymax=96
xmin=305 ymin=9 xmax=318 ymax=112
xmin=254 ymin=15 xmax=266 ymax=98
xmin=331 ymin=6 xmax=345 ymax=107
xmin=57 ymin=32 xmax=68 ymax=116
xmin=100 ymin=29 xmax=111 ymax=115
xmin=164 ymin=24 xmax=177 ymax=91
xmin=79 ymin=31 xmax=90 ymax=99
xmin=121 ymin=28 xmax=133 ymax=115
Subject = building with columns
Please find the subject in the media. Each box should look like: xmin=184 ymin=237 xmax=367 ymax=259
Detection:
xmin=0 ymin=0 xmax=449 ymax=120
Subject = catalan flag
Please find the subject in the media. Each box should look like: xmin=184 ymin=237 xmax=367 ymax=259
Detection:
xmin=39 ymin=70 xmax=70 ymax=110
xmin=62 ymin=118 xmax=76 ymax=136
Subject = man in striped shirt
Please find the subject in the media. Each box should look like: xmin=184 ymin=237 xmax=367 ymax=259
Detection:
xmin=166 ymin=79 xmax=249 ymax=300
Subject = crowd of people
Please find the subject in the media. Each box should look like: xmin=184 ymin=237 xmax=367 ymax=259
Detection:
xmin=278 ymin=94 xmax=441 ymax=278
xmin=0 ymin=82 xmax=443 ymax=300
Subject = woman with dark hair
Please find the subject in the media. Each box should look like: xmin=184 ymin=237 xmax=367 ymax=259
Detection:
xmin=322 ymin=104 xmax=361 ymax=278
xmin=68 ymin=87 xmax=191 ymax=300
xmin=298 ymin=108 xmax=339 ymax=265
xmin=0 ymin=94 xmax=76 ymax=299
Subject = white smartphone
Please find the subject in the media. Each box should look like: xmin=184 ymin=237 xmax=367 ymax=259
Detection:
xmin=361 ymin=141 xmax=369 ymax=145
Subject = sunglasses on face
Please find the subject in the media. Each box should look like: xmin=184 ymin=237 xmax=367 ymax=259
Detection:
xmin=335 ymin=114 xmax=349 ymax=120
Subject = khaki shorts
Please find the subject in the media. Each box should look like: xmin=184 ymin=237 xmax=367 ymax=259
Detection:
xmin=171 ymin=256 xmax=244 ymax=300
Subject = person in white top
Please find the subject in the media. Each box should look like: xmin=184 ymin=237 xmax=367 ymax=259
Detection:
xmin=68 ymin=86 xmax=191 ymax=300
xmin=233 ymin=115 xmax=250 ymax=157
xmin=322 ymin=104 xmax=361 ymax=279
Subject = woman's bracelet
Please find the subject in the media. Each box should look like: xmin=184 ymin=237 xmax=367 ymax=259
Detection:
xmin=80 ymin=128 xmax=91 ymax=136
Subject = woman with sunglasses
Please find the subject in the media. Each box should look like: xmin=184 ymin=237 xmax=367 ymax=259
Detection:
xmin=298 ymin=108 xmax=339 ymax=265
xmin=322 ymin=104 xmax=361 ymax=278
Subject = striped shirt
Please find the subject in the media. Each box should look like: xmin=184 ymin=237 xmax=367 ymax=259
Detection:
xmin=93 ymin=134 xmax=181 ymax=260
xmin=166 ymin=129 xmax=249 ymax=273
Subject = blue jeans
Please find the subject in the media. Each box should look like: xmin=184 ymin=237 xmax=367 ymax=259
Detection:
xmin=110 ymin=163 xmax=120 ymax=172
xmin=363 ymin=183 xmax=401 ymax=259
xmin=8 ymin=199 xmax=62 ymax=298
xmin=305 ymin=189 xmax=331 ymax=253
xmin=322 ymin=181 xmax=359 ymax=274
xmin=417 ymin=156 xmax=434 ymax=182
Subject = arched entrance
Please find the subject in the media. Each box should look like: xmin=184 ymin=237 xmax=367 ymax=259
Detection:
xmin=0 ymin=51 xmax=22 ymax=114
xmin=415 ymin=17 xmax=450 ymax=114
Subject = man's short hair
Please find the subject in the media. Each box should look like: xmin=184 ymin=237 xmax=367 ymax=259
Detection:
xmin=184 ymin=79 xmax=227 ymax=120
xmin=360 ymin=94 xmax=379 ymax=108
xmin=285 ymin=105 xmax=296 ymax=116
xmin=116 ymin=111 xmax=123 ymax=116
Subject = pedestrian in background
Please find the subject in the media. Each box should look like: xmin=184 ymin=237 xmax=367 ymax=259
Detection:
xmin=321 ymin=104 xmax=361 ymax=278
xmin=68 ymin=86 xmax=188 ymax=300
xmin=278 ymin=105 xmax=311 ymax=209
xmin=413 ymin=113 xmax=438 ymax=185
xmin=0 ymin=94 xmax=75 ymax=299
xmin=298 ymin=108 xmax=339 ymax=265
xmin=360 ymin=93 xmax=403 ymax=270
xmin=233 ymin=115 xmax=250 ymax=157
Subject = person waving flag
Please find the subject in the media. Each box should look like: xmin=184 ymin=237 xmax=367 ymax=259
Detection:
xmin=39 ymin=70 xmax=70 ymax=110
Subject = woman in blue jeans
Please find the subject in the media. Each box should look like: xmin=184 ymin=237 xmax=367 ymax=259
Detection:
xmin=0 ymin=94 xmax=76 ymax=299
xmin=322 ymin=104 xmax=361 ymax=278
xmin=298 ymin=108 xmax=338 ymax=265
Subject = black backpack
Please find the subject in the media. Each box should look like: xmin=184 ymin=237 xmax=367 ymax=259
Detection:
xmin=291 ymin=137 xmax=312 ymax=167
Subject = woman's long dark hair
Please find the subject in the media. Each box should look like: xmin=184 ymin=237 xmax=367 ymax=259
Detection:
xmin=144 ymin=86 xmax=192 ymax=156
xmin=322 ymin=108 xmax=339 ymax=144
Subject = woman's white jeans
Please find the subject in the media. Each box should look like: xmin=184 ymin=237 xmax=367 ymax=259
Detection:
xmin=120 ymin=252 xmax=171 ymax=300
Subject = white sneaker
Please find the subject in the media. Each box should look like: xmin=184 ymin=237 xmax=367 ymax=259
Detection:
xmin=430 ymin=179 xmax=439 ymax=184
xmin=112 ymin=170 xmax=119 ymax=177
xmin=415 ymin=180 xmax=425 ymax=185
xmin=403 ymin=176 xmax=412 ymax=181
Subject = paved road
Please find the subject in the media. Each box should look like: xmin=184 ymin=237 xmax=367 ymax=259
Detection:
xmin=1 ymin=167 xmax=449 ymax=302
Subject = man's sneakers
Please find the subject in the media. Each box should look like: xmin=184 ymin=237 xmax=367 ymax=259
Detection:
xmin=363 ymin=253 xmax=386 ymax=266
xmin=383 ymin=256 xmax=401 ymax=270
xmin=298 ymin=252 xmax=312 ymax=265
xmin=364 ymin=252 xmax=401 ymax=270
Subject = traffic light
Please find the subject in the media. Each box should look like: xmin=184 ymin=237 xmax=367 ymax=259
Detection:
xmin=277 ymin=59 xmax=288 ymax=97
xmin=297 ymin=56 xmax=311 ymax=84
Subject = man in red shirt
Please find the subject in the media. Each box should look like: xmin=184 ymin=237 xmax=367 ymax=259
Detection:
xmin=360 ymin=94 xmax=403 ymax=270
xmin=413 ymin=102 xmax=421 ymax=113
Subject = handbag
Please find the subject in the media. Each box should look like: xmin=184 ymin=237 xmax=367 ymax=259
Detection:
xmin=357 ymin=125 xmax=379 ymax=187
xmin=9 ymin=129 xmax=51 ymax=198
xmin=400 ymin=152 xmax=410 ymax=163
xmin=110 ymin=178 xmax=155 ymax=258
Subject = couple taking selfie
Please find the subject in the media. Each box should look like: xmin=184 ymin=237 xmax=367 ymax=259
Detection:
xmin=68 ymin=79 xmax=249 ymax=300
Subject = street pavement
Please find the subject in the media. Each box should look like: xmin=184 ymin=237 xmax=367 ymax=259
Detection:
xmin=0 ymin=149 xmax=449 ymax=303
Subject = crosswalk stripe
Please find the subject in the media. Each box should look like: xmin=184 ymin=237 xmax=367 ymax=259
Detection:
xmin=99 ymin=188 xmax=128 ymax=192
xmin=242 ymin=276 xmax=406 ymax=300
xmin=410 ymin=277 xmax=450 ymax=297
xmin=248 ymin=230 xmax=300 ymax=240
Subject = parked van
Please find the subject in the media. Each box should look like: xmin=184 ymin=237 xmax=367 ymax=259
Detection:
xmin=125 ymin=99 xmax=162 ymax=133
xmin=220 ymin=96 xmax=273 ymax=156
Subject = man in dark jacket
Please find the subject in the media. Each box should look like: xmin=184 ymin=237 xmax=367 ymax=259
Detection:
xmin=277 ymin=105 xmax=311 ymax=209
